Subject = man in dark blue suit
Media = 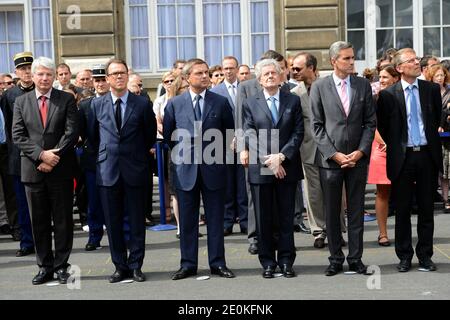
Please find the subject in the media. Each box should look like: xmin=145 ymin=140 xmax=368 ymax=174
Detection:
xmin=163 ymin=58 xmax=236 ymax=280
xmin=240 ymin=58 xmax=304 ymax=278
xmin=89 ymin=59 xmax=156 ymax=283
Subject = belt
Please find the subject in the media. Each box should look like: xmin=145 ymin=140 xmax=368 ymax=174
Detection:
xmin=406 ymin=145 xmax=427 ymax=152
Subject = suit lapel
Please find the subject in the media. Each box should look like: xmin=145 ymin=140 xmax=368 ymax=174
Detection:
xmin=327 ymin=76 xmax=346 ymax=117
xmin=29 ymin=92 xmax=44 ymax=132
xmin=255 ymin=91 xmax=274 ymax=126
xmin=276 ymin=90 xmax=288 ymax=127
xmin=105 ymin=93 xmax=117 ymax=134
xmin=122 ymin=92 xmax=135 ymax=128
xmin=418 ymin=80 xmax=428 ymax=127
xmin=183 ymin=91 xmax=196 ymax=125
xmin=348 ymin=75 xmax=357 ymax=115
xmin=394 ymin=82 xmax=407 ymax=125
xmin=202 ymin=90 xmax=214 ymax=121
xmin=44 ymin=90 xmax=59 ymax=132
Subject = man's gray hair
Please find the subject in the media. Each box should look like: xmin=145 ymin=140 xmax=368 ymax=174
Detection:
xmin=329 ymin=41 xmax=353 ymax=61
xmin=31 ymin=57 xmax=55 ymax=74
xmin=254 ymin=58 xmax=282 ymax=80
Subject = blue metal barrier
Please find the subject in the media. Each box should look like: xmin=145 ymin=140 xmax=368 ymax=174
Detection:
xmin=149 ymin=141 xmax=177 ymax=231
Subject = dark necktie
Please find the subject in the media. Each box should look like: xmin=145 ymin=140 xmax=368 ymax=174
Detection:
xmin=115 ymin=98 xmax=122 ymax=132
xmin=194 ymin=95 xmax=202 ymax=121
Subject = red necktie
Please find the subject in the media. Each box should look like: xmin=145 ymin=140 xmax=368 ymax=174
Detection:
xmin=40 ymin=96 xmax=48 ymax=128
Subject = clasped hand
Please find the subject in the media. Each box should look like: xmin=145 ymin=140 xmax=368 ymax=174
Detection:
xmin=332 ymin=150 xmax=363 ymax=168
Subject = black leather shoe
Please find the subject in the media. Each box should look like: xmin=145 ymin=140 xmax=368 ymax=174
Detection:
xmin=56 ymin=268 xmax=71 ymax=284
xmin=172 ymin=267 xmax=197 ymax=280
xmin=294 ymin=222 xmax=311 ymax=234
xmin=132 ymin=269 xmax=146 ymax=282
xmin=32 ymin=269 xmax=54 ymax=285
xmin=223 ymin=228 xmax=233 ymax=236
xmin=16 ymin=247 xmax=35 ymax=257
xmin=248 ymin=243 xmax=258 ymax=255
xmin=325 ymin=263 xmax=343 ymax=276
xmin=85 ymin=243 xmax=101 ymax=251
xmin=12 ymin=229 xmax=21 ymax=241
xmin=262 ymin=266 xmax=276 ymax=279
xmin=348 ymin=261 xmax=368 ymax=274
xmin=313 ymin=237 xmax=325 ymax=249
xmin=280 ymin=264 xmax=296 ymax=278
xmin=0 ymin=224 xmax=11 ymax=235
xmin=418 ymin=259 xmax=437 ymax=272
xmin=397 ymin=259 xmax=412 ymax=272
xmin=210 ymin=266 xmax=235 ymax=278
xmin=109 ymin=269 xmax=129 ymax=283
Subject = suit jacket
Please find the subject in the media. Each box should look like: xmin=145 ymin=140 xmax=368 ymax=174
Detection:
xmin=243 ymin=90 xmax=304 ymax=184
xmin=1 ymin=86 xmax=34 ymax=175
xmin=211 ymin=82 xmax=237 ymax=115
xmin=12 ymin=89 xmax=79 ymax=183
xmin=310 ymin=75 xmax=376 ymax=169
xmin=90 ymin=92 xmax=156 ymax=187
xmin=163 ymin=90 xmax=235 ymax=192
xmin=78 ymin=96 xmax=96 ymax=171
xmin=291 ymin=81 xmax=317 ymax=165
xmin=377 ymin=80 xmax=443 ymax=181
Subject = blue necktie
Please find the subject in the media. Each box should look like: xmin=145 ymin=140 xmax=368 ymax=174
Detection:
xmin=194 ymin=95 xmax=202 ymax=121
xmin=269 ymin=96 xmax=278 ymax=125
xmin=0 ymin=109 xmax=5 ymax=144
xmin=407 ymin=85 xmax=421 ymax=146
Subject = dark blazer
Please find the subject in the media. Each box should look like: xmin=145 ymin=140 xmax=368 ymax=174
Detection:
xmin=243 ymin=89 xmax=304 ymax=184
xmin=12 ymin=89 xmax=79 ymax=183
xmin=89 ymin=92 xmax=156 ymax=187
xmin=377 ymin=80 xmax=443 ymax=181
xmin=211 ymin=81 xmax=237 ymax=112
xmin=163 ymin=90 xmax=235 ymax=191
xmin=78 ymin=96 xmax=96 ymax=171
xmin=310 ymin=75 xmax=376 ymax=168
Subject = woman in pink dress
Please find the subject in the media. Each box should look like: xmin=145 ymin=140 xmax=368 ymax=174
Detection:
xmin=367 ymin=64 xmax=399 ymax=246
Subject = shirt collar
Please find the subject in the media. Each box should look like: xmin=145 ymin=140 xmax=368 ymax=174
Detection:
xmin=224 ymin=79 xmax=238 ymax=88
xmin=111 ymin=90 xmax=129 ymax=104
xmin=35 ymin=88 xmax=52 ymax=100
xmin=189 ymin=89 xmax=206 ymax=102
xmin=263 ymin=89 xmax=280 ymax=102
xmin=401 ymin=78 xmax=419 ymax=91
xmin=332 ymin=72 xmax=351 ymax=86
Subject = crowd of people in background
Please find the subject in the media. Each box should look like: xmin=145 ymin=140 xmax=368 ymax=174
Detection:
xmin=0 ymin=40 xmax=449 ymax=285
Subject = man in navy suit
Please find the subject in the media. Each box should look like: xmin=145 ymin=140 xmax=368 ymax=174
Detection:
xmin=240 ymin=58 xmax=304 ymax=278
xmin=89 ymin=59 xmax=156 ymax=283
xmin=211 ymin=56 xmax=248 ymax=236
xmin=163 ymin=58 xmax=236 ymax=280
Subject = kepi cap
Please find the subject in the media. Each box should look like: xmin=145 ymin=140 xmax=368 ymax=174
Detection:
xmin=13 ymin=52 xmax=34 ymax=68
xmin=92 ymin=64 xmax=106 ymax=78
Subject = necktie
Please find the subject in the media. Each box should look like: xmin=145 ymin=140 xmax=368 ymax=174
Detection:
xmin=115 ymin=98 xmax=122 ymax=132
xmin=194 ymin=95 xmax=202 ymax=121
xmin=407 ymin=85 xmax=421 ymax=146
xmin=340 ymin=80 xmax=350 ymax=116
xmin=269 ymin=96 xmax=278 ymax=125
xmin=0 ymin=108 xmax=5 ymax=144
xmin=39 ymin=96 xmax=48 ymax=128
xmin=229 ymin=84 xmax=236 ymax=107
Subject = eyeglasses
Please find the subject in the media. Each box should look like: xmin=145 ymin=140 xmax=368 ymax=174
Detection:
xmin=163 ymin=79 xmax=174 ymax=84
xmin=107 ymin=71 xmax=127 ymax=77
xmin=398 ymin=57 xmax=420 ymax=65
xmin=291 ymin=67 xmax=302 ymax=73
xmin=137 ymin=83 xmax=143 ymax=88
xmin=4 ymin=81 xmax=13 ymax=85
xmin=213 ymin=73 xmax=224 ymax=77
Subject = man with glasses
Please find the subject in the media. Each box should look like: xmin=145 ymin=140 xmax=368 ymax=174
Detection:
xmin=212 ymin=56 xmax=248 ymax=237
xmin=377 ymin=48 xmax=442 ymax=272
xmin=88 ymin=59 xmax=156 ymax=283
xmin=418 ymin=55 xmax=439 ymax=80
xmin=0 ymin=74 xmax=15 ymax=95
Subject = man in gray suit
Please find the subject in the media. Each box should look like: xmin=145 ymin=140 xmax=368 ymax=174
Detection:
xmin=310 ymin=41 xmax=376 ymax=276
xmin=211 ymin=56 xmax=248 ymax=235
xmin=290 ymin=52 xmax=347 ymax=249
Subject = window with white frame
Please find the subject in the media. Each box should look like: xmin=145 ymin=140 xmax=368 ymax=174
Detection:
xmin=0 ymin=0 xmax=53 ymax=73
xmin=125 ymin=0 xmax=273 ymax=74
xmin=346 ymin=0 xmax=450 ymax=70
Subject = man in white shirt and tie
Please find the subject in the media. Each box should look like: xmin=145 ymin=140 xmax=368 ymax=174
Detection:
xmin=211 ymin=56 xmax=248 ymax=236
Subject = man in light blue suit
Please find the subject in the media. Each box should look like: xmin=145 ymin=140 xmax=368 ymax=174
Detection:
xmin=211 ymin=56 xmax=248 ymax=236
xmin=164 ymin=58 xmax=236 ymax=280
xmin=89 ymin=59 xmax=156 ymax=283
